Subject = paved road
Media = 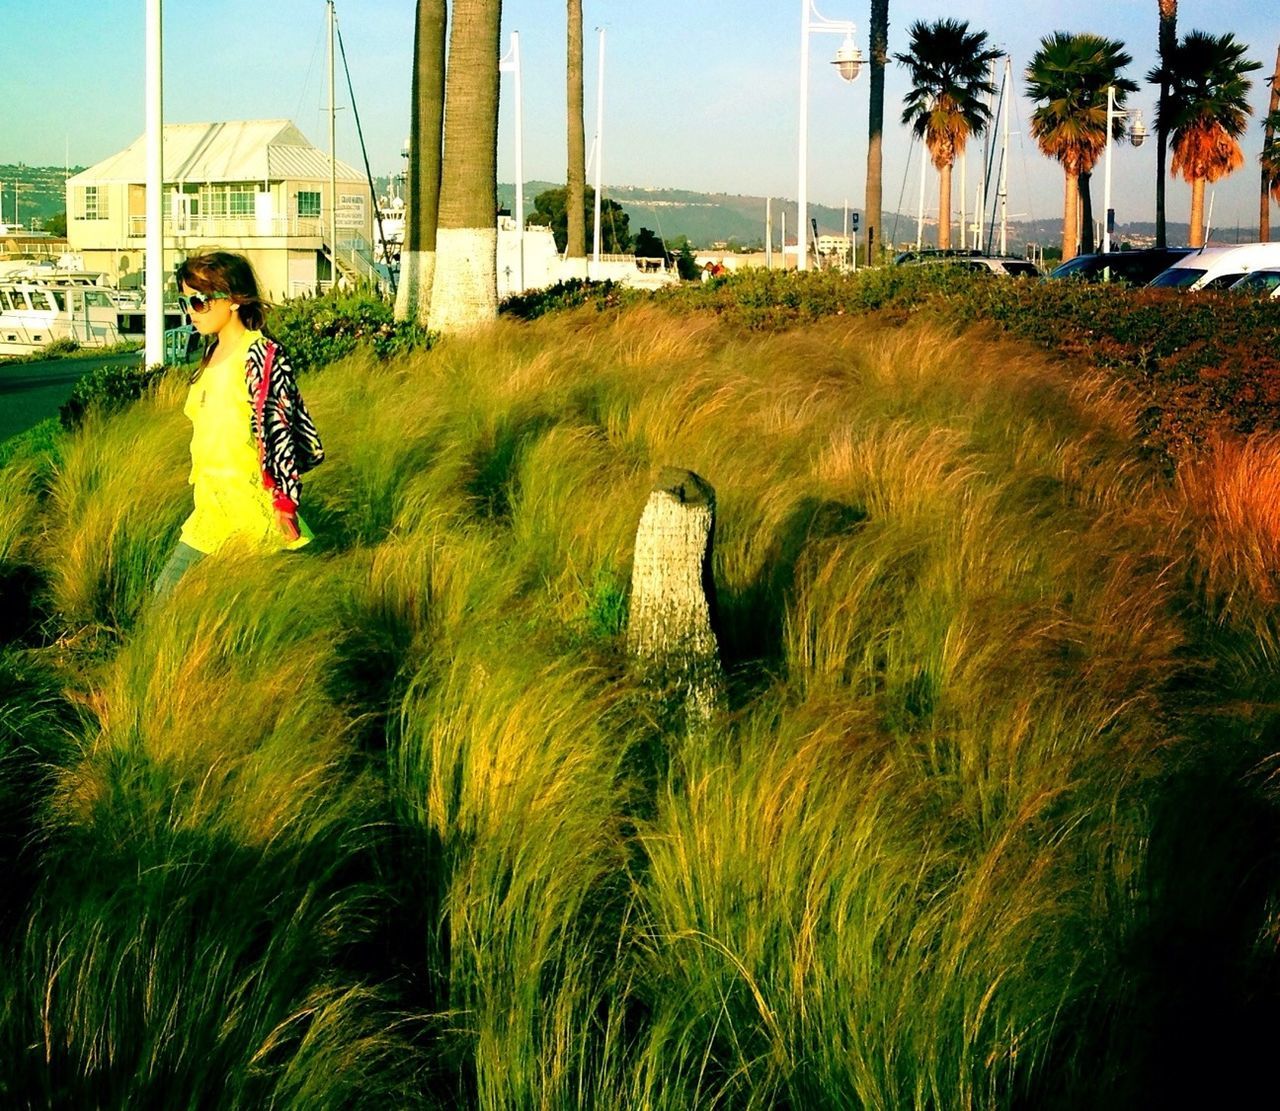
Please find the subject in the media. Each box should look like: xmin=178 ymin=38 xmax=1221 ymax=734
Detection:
xmin=0 ymin=351 xmax=142 ymax=444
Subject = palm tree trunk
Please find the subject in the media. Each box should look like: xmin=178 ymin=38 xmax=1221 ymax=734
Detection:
xmin=566 ymin=0 xmax=587 ymax=269
xmin=1189 ymin=176 xmax=1205 ymax=247
xmin=864 ymin=0 xmax=889 ymax=263
xmin=1079 ymin=170 xmax=1095 ymax=254
xmin=394 ymin=0 xmax=446 ymax=324
xmin=429 ymin=0 xmax=503 ymax=333
xmin=937 ymin=160 xmax=952 ymax=250
xmin=1062 ymin=169 xmax=1080 ymax=261
xmin=1156 ymin=0 xmax=1177 ymax=248
xmin=1261 ymin=44 xmax=1280 ymax=242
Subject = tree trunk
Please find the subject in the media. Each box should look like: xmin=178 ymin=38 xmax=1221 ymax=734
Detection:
xmin=1261 ymin=44 xmax=1280 ymax=242
xmin=1062 ymin=169 xmax=1080 ymax=262
xmin=864 ymin=0 xmax=889 ymax=263
xmin=937 ymin=159 xmax=952 ymax=250
xmin=1189 ymin=176 xmax=1205 ymax=247
xmin=566 ymin=0 xmax=587 ymax=270
xmin=394 ymin=0 xmax=446 ymax=325
xmin=429 ymin=0 xmax=503 ymax=333
xmin=1079 ymin=170 xmax=1095 ymax=254
xmin=1156 ymin=0 xmax=1177 ymax=248
xmin=626 ymin=468 xmax=722 ymax=724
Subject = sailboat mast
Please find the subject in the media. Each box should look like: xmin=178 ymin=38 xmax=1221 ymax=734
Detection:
xmin=328 ymin=0 xmax=337 ymax=281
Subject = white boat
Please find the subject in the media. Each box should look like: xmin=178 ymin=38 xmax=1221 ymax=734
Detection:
xmin=0 ymin=271 xmax=129 ymax=356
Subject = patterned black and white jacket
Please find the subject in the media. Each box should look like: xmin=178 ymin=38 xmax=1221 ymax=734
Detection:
xmin=244 ymin=337 xmax=325 ymax=514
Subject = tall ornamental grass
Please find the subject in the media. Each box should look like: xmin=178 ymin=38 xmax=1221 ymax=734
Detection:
xmin=1 ymin=297 xmax=1278 ymax=1106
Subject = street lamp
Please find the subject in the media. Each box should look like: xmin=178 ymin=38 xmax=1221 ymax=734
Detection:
xmin=1102 ymin=84 xmax=1147 ymax=259
xmin=499 ymin=31 xmax=525 ymax=292
xmin=797 ymin=0 xmax=862 ymax=271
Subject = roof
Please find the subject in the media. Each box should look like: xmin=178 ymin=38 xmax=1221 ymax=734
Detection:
xmin=67 ymin=121 xmax=365 ymax=186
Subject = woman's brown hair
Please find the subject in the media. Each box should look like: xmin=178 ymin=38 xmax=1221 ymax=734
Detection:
xmin=176 ymin=250 xmax=272 ymax=373
xmin=175 ymin=250 xmax=271 ymax=330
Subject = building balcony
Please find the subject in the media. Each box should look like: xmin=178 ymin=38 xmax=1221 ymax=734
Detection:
xmin=127 ymin=215 xmax=327 ymax=240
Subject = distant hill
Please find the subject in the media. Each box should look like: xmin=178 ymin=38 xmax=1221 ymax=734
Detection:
xmin=9 ymin=163 xmax=1229 ymax=252
xmin=0 ymin=165 xmax=79 ymax=231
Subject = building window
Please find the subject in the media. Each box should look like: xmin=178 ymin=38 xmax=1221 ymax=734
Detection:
xmin=228 ymin=184 xmax=256 ymax=217
xmin=77 ymin=186 xmax=108 ymax=221
xmin=297 ymin=191 xmax=321 ymax=218
xmin=196 ymin=184 xmax=256 ymax=218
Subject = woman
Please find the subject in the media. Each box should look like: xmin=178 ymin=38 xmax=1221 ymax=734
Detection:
xmin=153 ymin=251 xmax=324 ymax=598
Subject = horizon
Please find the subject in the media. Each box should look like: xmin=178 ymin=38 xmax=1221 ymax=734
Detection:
xmin=1 ymin=1 xmax=1276 ymax=234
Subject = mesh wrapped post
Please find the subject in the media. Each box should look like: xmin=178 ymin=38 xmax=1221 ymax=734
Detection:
xmin=626 ymin=467 xmax=723 ymax=722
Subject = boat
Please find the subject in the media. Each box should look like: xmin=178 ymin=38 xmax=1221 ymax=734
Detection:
xmin=0 ymin=269 xmax=184 ymax=359
xmin=0 ymin=271 xmax=130 ymax=356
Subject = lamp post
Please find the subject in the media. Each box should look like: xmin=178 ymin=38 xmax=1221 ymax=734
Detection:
xmin=499 ymin=31 xmax=524 ymax=292
xmin=1102 ymin=84 xmax=1147 ymax=259
xmin=797 ymin=0 xmax=862 ymax=271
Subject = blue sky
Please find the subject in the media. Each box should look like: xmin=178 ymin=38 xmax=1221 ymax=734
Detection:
xmin=1 ymin=1 xmax=1276 ymax=233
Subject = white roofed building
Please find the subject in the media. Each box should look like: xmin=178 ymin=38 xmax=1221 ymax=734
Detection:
xmin=66 ymin=120 xmax=377 ymax=299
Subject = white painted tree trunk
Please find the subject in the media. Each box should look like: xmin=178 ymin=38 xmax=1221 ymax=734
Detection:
xmin=428 ymin=227 xmax=498 ymax=332
xmin=627 ymin=468 xmax=722 ymax=722
xmin=394 ymin=249 xmax=435 ymax=324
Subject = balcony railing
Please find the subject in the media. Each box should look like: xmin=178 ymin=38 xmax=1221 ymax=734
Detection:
xmin=128 ymin=215 xmax=329 ymax=239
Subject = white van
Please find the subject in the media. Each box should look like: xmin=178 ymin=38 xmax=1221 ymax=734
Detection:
xmin=1147 ymin=242 xmax=1280 ymax=291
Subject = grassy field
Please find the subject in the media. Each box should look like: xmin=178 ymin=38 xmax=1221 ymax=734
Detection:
xmin=2 ymin=291 xmax=1279 ymax=1107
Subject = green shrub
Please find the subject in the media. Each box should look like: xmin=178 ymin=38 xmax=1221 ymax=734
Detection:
xmin=266 ymin=286 xmax=434 ymax=371
xmin=499 ymin=278 xmax=627 ymax=320
xmin=58 ymin=359 xmax=169 ymax=430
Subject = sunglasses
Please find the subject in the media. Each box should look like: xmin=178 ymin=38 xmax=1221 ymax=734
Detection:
xmin=178 ymin=291 xmax=230 ymax=314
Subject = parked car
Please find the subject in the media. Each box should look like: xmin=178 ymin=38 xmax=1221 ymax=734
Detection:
xmin=1047 ymin=248 xmax=1192 ymax=285
xmin=1228 ymin=268 xmax=1280 ymax=298
xmin=901 ymin=254 xmax=1040 ymax=278
xmin=1146 ymin=243 xmax=1280 ymax=291
xmin=893 ymin=248 xmax=985 ymax=265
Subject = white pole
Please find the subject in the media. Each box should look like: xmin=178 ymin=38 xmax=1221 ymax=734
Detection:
xmin=781 ymin=209 xmax=787 ymax=267
xmin=1102 ymin=84 xmax=1115 ymax=258
xmin=959 ymin=148 xmax=967 ymax=250
xmin=327 ymin=0 xmax=337 ymax=283
xmin=980 ymin=56 xmax=996 ymax=252
xmin=797 ymin=0 xmax=811 ymax=270
xmin=592 ymin=27 xmax=605 ymax=272
xmin=916 ymin=139 xmax=926 ymax=250
xmin=512 ymin=31 xmax=525 ymax=291
xmin=144 ymin=0 xmax=164 ymax=368
xmin=765 ymin=197 xmax=773 ymax=268
xmin=975 ymin=185 xmax=983 ymax=252
xmin=999 ymin=56 xmax=1010 ymax=256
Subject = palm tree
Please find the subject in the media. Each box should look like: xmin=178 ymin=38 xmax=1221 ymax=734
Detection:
xmin=1260 ymin=46 xmax=1279 ymax=242
xmin=1155 ymin=30 xmax=1261 ymax=248
xmin=1263 ymin=110 xmax=1280 ymax=242
xmin=394 ymin=0 xmax=446 ymax=325
xmin=566 ymin=0 xmax=587 ymax=270
xmin=1155 ymin=0 xmax=1177 ymax=248
xmin=863 ymin=0 xmax=889 ymax=263
xmin=1026 ymin=32 xmax=1137 ymax=263
xmin=429 ymin=0 xmax=503 ymax=332
xmin=894 ymin=19 xmax=1000 ymax=251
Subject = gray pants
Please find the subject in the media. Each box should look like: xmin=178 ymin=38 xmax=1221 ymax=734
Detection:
xmin=152 ymin=541 xmax=205 ymax=600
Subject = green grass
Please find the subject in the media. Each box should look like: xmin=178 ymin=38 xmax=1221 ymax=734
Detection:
xmin=1 ymin=288 xmax=1279 ymax=1106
